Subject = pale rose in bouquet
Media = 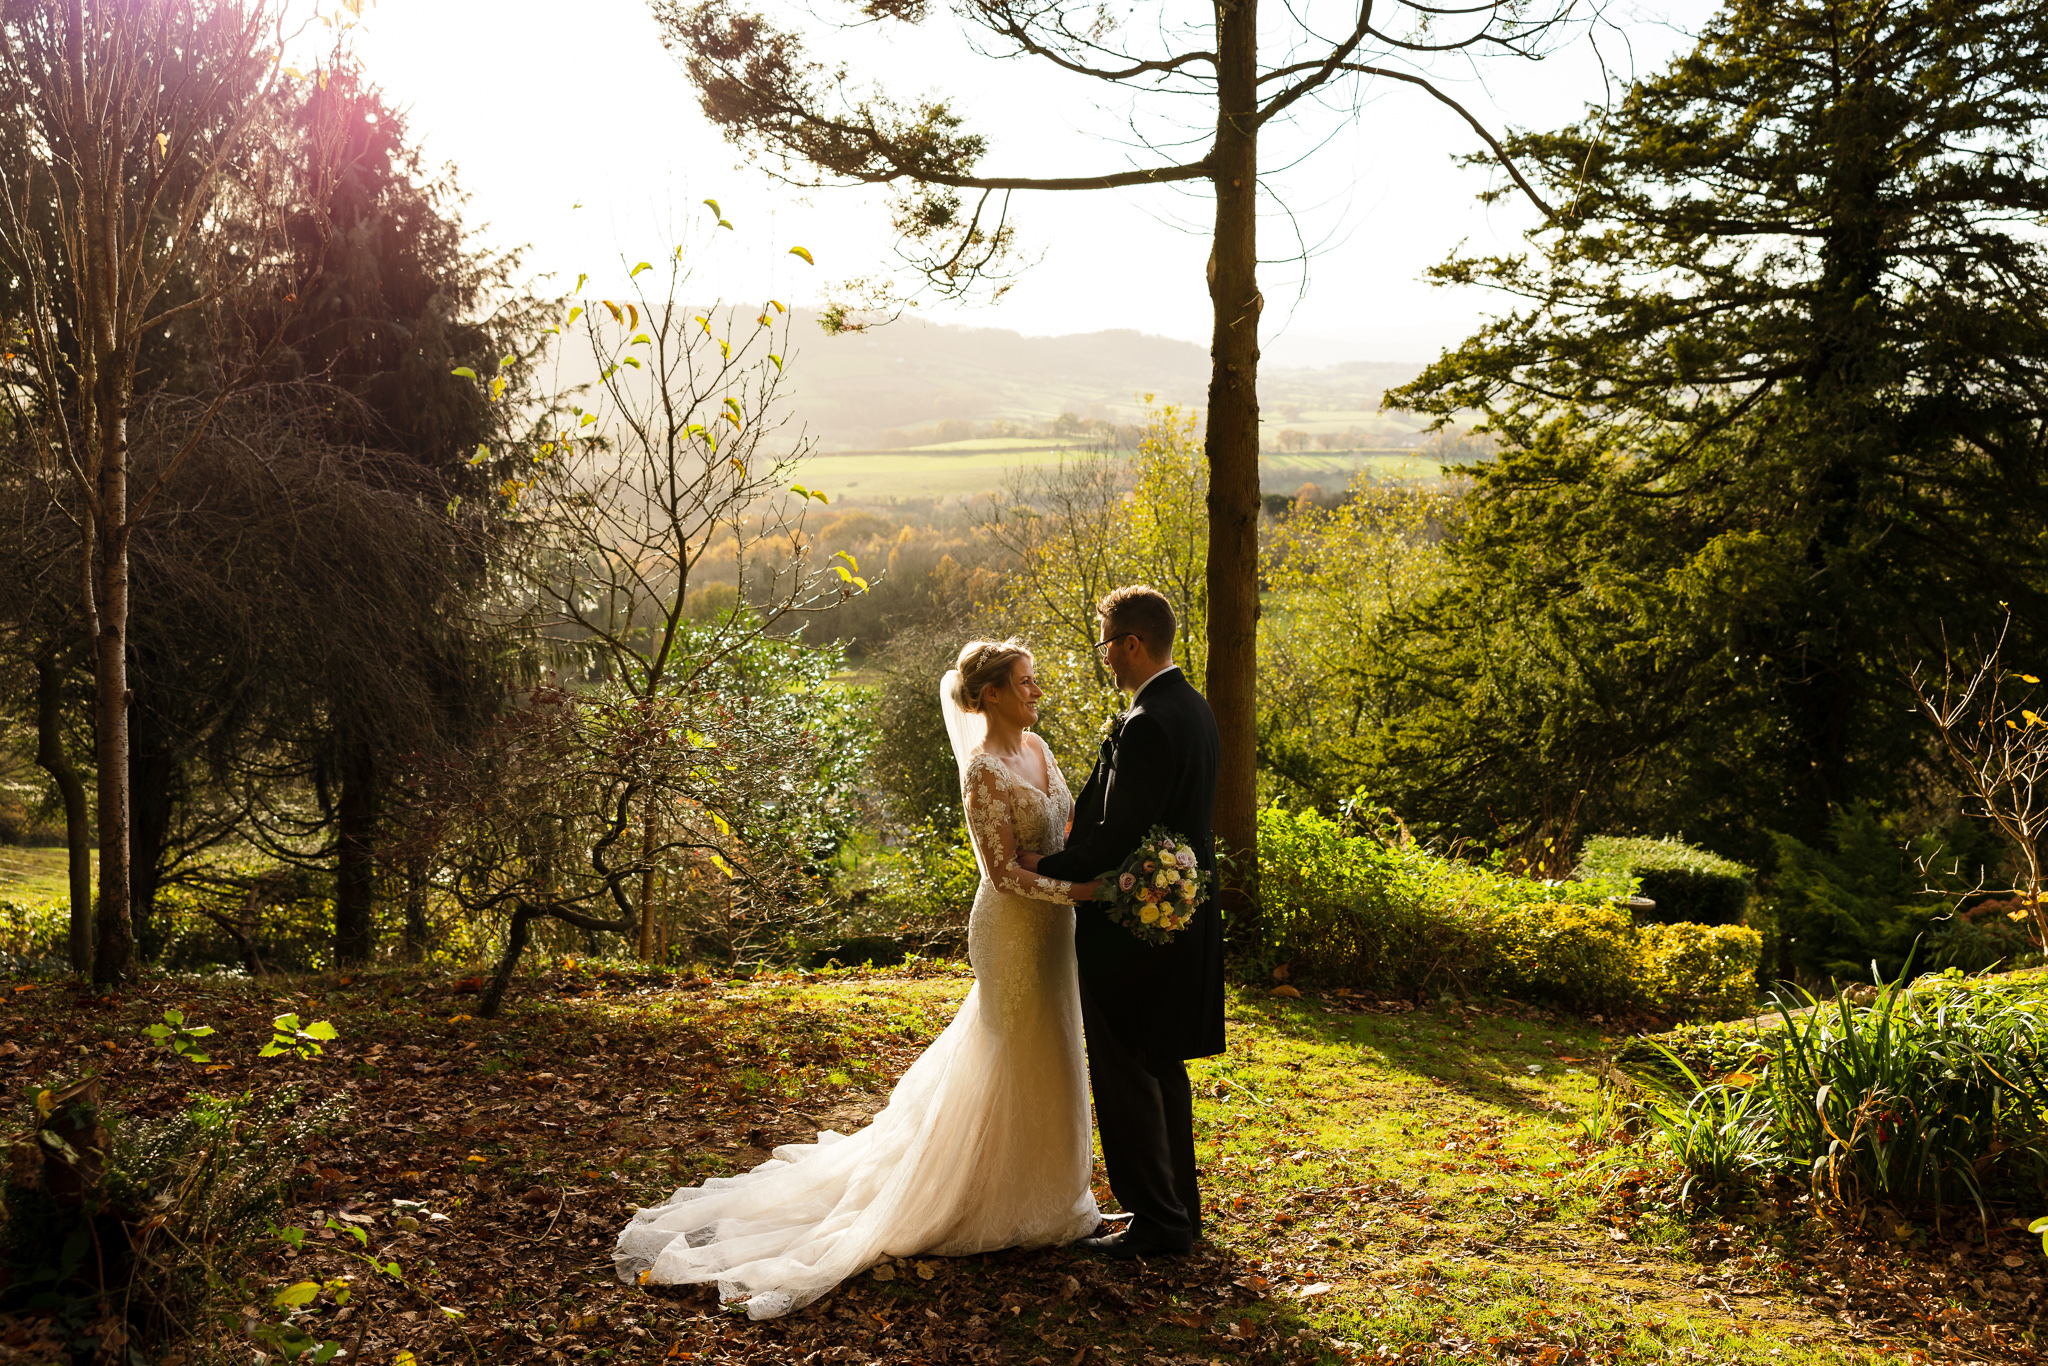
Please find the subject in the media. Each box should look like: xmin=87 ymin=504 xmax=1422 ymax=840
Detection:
xmin=1094 ymin=825 xmax=1209 ymax=945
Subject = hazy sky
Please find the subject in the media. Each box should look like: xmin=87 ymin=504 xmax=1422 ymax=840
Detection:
xmin=353 ymin=0 xmax=1716 ymax=367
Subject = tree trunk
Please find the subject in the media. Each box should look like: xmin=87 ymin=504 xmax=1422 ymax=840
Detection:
xmin=479 ymin=904 xmax=540 ymax=1019
xmin=335 ymin=743 xmax=380 ymax=966
xmin=200 ymin=884 xmax=268 ymax=978
xmin=401 ymin=856 xmax=431 ymax=963
xmin=90 ymin=423 xmax=135 ymax=989
xmin=1205 ymin=0 xmax=1262 ymax=927
xmin=77 ymin=0 xmax=135 ymax=988
xmin=638 ymin=810 xmax=660 ymax=962
xmin=129 ymin=699 xmax=177 ymax=963
xmin=32 ymin=657 xmax=93 ymax=973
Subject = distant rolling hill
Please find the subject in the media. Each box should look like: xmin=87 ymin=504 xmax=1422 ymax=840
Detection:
xmin=775 ymin=311 xmax=1432 ymax=454
xmin=533 ymin=306 xmax=1451 ymax=500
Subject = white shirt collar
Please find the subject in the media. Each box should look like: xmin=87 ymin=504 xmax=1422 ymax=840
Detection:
xmin=1130 ymin=662 xmax=1179 ymax=703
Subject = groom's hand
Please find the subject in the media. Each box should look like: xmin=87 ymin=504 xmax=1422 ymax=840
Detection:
xmin=1017 ymin=851 xmax=1042 ymax=874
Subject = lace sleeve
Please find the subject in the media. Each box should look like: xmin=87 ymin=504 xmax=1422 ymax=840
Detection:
xmin=964 ymin=757 xmax=1078 ymax=905
xmin=1037 ymin=736 xmax=1075 ymax=840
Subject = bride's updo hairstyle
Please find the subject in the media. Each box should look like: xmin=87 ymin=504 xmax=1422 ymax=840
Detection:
xmin=951 ymin=637 xmax=1032 ymax=713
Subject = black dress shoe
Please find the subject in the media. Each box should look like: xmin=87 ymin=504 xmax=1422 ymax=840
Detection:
xmin=1078 ymin=1229 xmax=1190 ymax=1260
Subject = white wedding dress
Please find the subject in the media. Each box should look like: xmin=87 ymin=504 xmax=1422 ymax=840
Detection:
xmin=612 ymin=680 xmax=1099 ymax=1318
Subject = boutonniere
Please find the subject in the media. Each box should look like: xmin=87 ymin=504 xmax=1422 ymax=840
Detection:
xmin=1098 ymin=710 xmax=1129 ymax=746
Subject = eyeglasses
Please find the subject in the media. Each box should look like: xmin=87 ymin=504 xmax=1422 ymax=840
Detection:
xmin=1093 ymin=632 xmax=1135 ymax=655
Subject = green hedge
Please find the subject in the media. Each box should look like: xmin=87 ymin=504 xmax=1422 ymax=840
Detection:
xmin=1253 ymin=807 xmax=1762 ymax=1019
xmin=1632 ymin=921 xmax=1763 ymax=1019
xmin=1486 ymin=900 xmax=1635 ymax=1010
xmin=1577 ymin=835 xmax=1752 ymax=926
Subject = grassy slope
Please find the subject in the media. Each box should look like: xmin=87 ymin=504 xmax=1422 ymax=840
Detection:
xmin=3 ymin=963 xmax=2020 ymax=1364
xmin=0 ymin=846 xmax=70 ymax=905
xmin=1181 ymin=990 xmax=1865 ymax=1365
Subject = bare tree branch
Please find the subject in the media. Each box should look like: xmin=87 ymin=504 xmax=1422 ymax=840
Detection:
xmin=1322 ymin=63 xmax=1557 ymax=219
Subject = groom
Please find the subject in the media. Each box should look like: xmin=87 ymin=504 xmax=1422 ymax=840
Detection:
xmin=1021 ymin=585 xmax=1224 ymax=1258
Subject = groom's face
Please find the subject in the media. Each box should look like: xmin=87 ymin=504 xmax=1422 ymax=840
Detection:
xmin=1098 ymin=615 xmax=1140 ymax=692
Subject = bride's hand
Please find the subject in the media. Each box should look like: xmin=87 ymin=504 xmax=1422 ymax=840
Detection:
xmin=1071 ymin=880 xmax=1100 ymax=901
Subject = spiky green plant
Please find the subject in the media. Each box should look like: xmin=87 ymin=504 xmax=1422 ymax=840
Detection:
xmin=1638 ymin=1039 xmax=1778 ymax=1202
xmin=1760 ymin=974 xmax=2048 ymax=1220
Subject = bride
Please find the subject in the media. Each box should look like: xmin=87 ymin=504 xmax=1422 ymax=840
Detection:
xmin=613 ymin=638 xmax=1103 ymax=1318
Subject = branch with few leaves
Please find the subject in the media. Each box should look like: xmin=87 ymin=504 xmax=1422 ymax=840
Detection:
xmin=1906 ymin=618 xmax=2048 ymax=951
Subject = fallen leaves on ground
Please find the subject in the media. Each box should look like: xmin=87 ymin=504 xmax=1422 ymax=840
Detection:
xmin=0 ymin=965 xmax=2040 ymax=1364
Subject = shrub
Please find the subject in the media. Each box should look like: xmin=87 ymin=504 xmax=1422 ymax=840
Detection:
xmin=1926 ymin=907 xmax=2039 ymax=976
xmin=1256 ymin=804 xmax=1693 ymax=1012
xmin=1255 ymin=806 xmax=1447 ymax=991
xmin=1483 ymin=900 xmax=1636 ymax=1011
xmin=820 ymin=822 xmax=981 ymax=961
xmin=3 ymin=1026 xmax=342 ymax=1359
xmin=0 ymin=898 xmax=70 ymax=973
xmin=1633 ymin=922 xmax=1763 ymax=1020
xmin=868 ymin=627 xmax=972 ymax=829
xmin=1251 ymin=804 xmax=1774 ymax=1016
xmin=1766 ymin=803 xmax=2016 ymax=984
xmin=153 ymin=875 xmax=337 ymax=975
xmin=1578 ymin=835 xmax=1752 ymax=926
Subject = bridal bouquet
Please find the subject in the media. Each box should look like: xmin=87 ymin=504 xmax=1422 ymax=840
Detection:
xmin=1098 ymin=826 xmax=1208 ymax=944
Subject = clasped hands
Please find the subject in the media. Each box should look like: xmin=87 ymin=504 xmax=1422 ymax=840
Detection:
xmin=1017 ymin=848 xmax=1106 ymax=902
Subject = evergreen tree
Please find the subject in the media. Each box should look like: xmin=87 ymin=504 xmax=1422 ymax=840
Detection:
xmin=1381 ymin=0 xmax=2048 ymax=857
xmin=116 ymin=75 xmax=529 ymax=965
xmin=268 ymin=73 xmax=528 ymax=966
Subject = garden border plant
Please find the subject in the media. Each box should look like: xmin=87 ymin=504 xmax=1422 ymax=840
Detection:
xmin=1618 ymin=963 xmax=2048 ymax=1224
xmin=1255 ymin=803 xmax=1762 ymax=1019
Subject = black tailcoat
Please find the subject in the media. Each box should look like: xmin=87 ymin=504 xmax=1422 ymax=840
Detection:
xmin=1038 ymin=668 xmax=1225 ymax=1061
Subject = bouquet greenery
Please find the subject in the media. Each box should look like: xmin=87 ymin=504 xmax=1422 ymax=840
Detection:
xmin=1098 ymin=826 xmax=1208 ymax=944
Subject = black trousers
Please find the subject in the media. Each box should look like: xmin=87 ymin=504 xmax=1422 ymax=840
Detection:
xmin=1080 ymin=981 xmax=1199 ymax=1248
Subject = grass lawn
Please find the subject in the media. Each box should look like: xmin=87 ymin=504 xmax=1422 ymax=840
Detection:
xmin=0 ymin=845 xmax=71 ymax=907
xmin=1 ymin=962 xmax=2033 ymax=1363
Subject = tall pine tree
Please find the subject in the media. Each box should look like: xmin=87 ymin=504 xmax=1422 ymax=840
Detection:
xmin=119 ymin=74 xmax=526 ymax=965
xmin=1381 ymin=0 xmax=2048 ymax=855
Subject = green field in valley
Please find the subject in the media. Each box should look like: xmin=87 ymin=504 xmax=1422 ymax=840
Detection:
xmin=1260 ymin=451 xmax=1449 ymax=490
xmin=793 ymin=446 xmax=1447 ymax=502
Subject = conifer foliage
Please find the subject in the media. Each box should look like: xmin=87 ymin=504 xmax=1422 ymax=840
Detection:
xmin=1385 ymin=0 xmax=2048 ymax=851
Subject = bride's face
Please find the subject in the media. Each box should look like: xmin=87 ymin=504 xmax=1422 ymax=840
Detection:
xmin=982 ymin=657 xmax=1043 ymax=729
